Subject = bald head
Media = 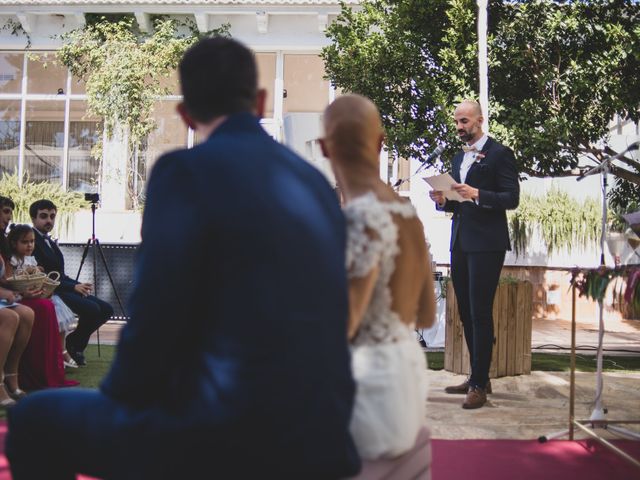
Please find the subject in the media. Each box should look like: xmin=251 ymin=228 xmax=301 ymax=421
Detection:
xmin=322 ymin=94 xmax=384 ymax=166
xmin=454 ymin=99 xmax=484 ymax=144
xmin=454 ymin=99 xmax=483 ymax=117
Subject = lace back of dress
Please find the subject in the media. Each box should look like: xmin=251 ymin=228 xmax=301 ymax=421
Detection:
xmin=345 ymin=192 xmax=417 ymax=346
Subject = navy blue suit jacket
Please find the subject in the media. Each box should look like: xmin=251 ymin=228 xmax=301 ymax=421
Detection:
xmin=442 ymin=137 xmax=519 ymax=252
xmin=32 ymin=230 xmax=79 ymax=293
xmin=100 ymin=113 xmax=360 ymax=477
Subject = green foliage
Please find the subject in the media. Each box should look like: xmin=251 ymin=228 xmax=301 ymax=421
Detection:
xmin=1 ymin=18 xmax=31 ymax=48
xmin=0 ymin=172 xmax=88 ymax=237
xmin=609 ymin=180 xmax=640 ymax=232
xmin=57 ymin=16 xmax=229 ymax=144
xmin=508 ymin=188 xmax=602 ymax=256
xmin=323 ymin=0 xmax=640 ymax=196
xmin=55 ymin=16 xmax=230 ymax=208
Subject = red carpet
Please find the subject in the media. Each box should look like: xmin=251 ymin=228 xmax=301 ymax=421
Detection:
xmin=431 ymin=438 xmax=640 ymax=480
xmin=0 ymin=420 xmax=637 ymax=479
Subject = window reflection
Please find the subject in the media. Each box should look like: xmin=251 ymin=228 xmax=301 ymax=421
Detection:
xmin=0 ymin=101 xmax=20 ymax=175
xmin=283 ymin=54 xmax=329 ymax=113
xmin=27 ymin=53 xmax=67 ymax=95
xmin=256 ymin=53 xmax=276 ymax=118
xmin=68 ymin=101 xmax=101 ymax=192
xmin=133 ymin=100 xmax=187 ymax=202
xmin=24 ymin=101 xmax=65 ymax=184
xmin=0 ymin=53 xmax=23 ymax=94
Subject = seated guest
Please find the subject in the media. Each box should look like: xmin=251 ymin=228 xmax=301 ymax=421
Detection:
xmin=5 ymin=224 xmax=78 ymax=390
xmin=6 ymin=37 xmax=359 ymax=479
xmin=0 ymin=198 xmax=34 ymax=405
xmin=29 ymin=199 xmax=113 ymax=366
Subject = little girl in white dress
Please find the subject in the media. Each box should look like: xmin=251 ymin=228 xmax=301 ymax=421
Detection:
xmin=7 ymin=225 xmax=78 ymax=368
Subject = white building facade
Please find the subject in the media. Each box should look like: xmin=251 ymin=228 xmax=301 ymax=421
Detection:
xmin=0 ymin=0 xmax=354 ymax=241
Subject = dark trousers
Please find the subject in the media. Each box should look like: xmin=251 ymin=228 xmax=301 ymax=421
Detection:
xmin=57 ymin=292 xmax=113 ymax=351
xmin=450 ymin=247 xmax=505 ymax=389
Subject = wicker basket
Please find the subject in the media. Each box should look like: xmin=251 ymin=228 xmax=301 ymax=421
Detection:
xmin=7 ymin=269 xmax=47 ymax=294
xmin=41 ymin=271 xmax=61 ymax=298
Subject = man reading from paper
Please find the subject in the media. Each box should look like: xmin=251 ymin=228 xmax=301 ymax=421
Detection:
xmin=428 ymin=99 xmax=519 ymax=409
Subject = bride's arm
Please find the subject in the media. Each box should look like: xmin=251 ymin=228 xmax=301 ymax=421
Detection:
xmin=347 ymin=266 xmax=380 ymax=340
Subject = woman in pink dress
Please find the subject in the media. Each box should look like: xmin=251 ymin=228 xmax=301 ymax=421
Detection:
xmin=1 ymin=199 xmax=78 ymax=391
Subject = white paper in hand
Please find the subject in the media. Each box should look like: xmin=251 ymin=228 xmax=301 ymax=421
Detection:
xmin=423 ymin=173 xmax=472 ymax=202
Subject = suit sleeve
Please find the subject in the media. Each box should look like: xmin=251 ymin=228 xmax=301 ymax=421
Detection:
xmin=437 ymin=200 xmax=459 ymax=213
xmin=32 ymin=242 xmax=78 ymax=293
xmin=101 ymin=153 xmax=203 ymax=406
xmin=57 ymin=271 xmax=79 ymax=293
xmin=477 ymin=148 xmax=520 ymax=210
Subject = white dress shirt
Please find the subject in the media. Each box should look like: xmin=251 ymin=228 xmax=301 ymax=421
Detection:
xmin=460 ymin=134 xmax=488 ymax=184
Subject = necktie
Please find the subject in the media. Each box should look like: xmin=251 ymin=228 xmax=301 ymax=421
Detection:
xmin=462 ymin=145 xmax=478 ymax=153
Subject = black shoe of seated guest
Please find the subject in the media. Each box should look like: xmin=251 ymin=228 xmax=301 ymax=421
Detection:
xmin=66 ymin=345 xmax=86 ymax=366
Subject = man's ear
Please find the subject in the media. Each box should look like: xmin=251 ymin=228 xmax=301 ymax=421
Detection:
xmin=319 ymin=138 xmax=329 ymax=159
xmin=254 ymin=88 xmax=267 ymax=119
xmin=177 ymin=102 xmax=197 ymax=130
xmin=377 ymin=133 xmax=385 ymax=154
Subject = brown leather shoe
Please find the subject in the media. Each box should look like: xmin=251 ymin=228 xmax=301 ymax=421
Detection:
xmin=462 ymin=387 xmax=487 ymax=409
xmin=445 ymin=379 xmax=492 ymax=395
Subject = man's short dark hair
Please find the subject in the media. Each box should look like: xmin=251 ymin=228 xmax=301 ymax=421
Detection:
xmin=0 ymin=196 xmax=15 ymax=210
xmin=29 ymin=199 xmax=57 ymax=220
xmin=179 ymin=37 xmax=257 ymax=123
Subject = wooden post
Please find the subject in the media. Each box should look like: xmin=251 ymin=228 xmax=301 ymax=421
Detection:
xmin=445 ymin=280 xmax=533 ymax=378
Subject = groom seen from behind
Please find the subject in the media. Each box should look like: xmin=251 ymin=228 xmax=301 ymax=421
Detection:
xmin=6 ymin=37 xmax=360 ymax=479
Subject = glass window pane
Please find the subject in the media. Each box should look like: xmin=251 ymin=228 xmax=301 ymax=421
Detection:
xmin=70 ymin=74 xmax=86 ymax=95
xmin=157 ymin=69 xmax=180 ymax=96
xmin=24 ymin=100 xmax=65 ymax=184
xmin=0 ymin=100 xmax=21 ymax=175
xmin=137 ymin=100 xmax=188 ymax=195
xmin=0 ymin=53 xmax=23 ymax=94
xmin=68 ymin=101 xmax=101 ymax=192
xmin=256 ymin=53 xmax=276 ymax=118
xmin=283 ymin=54 xmax=330 ymax=113
xmin=27 ymin=53 xmax=67 ymax=95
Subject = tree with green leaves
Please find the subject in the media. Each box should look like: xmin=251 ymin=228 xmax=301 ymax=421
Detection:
xmin=322 ymin=0 xmax=640 ymax=209
xmin=56 ymin=15 xmax=229 ymax=207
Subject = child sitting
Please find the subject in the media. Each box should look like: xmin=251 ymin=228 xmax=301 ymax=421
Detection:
xmin=7 ymin=225 xmax=78 ymax=369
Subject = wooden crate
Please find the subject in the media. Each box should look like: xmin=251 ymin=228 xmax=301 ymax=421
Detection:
xmin=444 ymin=281 xmax=533 ymax=377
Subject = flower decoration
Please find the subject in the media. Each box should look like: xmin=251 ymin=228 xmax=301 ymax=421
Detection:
xmin=473 ymin=152 xmax=486 ymax=163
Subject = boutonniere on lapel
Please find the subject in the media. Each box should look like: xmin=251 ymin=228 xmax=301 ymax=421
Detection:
xmin=472 ymin=152 xmax=485 ymax=163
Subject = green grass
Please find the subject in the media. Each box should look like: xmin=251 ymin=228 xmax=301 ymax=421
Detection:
xmin=426 ymin=351 xmax=640 ymax=373
xmin=64 ymin=344 xmax=116 ymax=388
xmin=2 ymin=347 xmax=638 ymax=420
xmin=0 ymin=345 xmax=115 ymax=419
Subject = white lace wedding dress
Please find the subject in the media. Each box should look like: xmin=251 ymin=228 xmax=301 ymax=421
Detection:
xmin=345 ymin=192 xmax=428 ymax=460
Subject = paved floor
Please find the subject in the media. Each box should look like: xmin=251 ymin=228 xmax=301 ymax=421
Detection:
xmin=427 ymin=369 xmax=640 ymax=440
xmin=88 ymin=316 xmax=640 ymax=442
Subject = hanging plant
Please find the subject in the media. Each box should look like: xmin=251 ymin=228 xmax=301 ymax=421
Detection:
xmin=508 ymin=188 xmax=604 ymax=256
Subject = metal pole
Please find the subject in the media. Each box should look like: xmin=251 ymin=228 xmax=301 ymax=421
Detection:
xmin=569 ymin=283 xmax=576 ymax=440
xmin=477 ymin=0 xmax=490 ymax=133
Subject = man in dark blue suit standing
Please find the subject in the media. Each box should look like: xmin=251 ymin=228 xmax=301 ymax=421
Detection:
xmin=430 ymin=100 xmax=519 ymax=409
xmin=7 ymin=37 xmax=360 ymax=479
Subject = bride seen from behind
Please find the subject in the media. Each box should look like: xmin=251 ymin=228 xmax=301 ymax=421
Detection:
xmin=320 ymin=94 xmax=436 ymax=461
